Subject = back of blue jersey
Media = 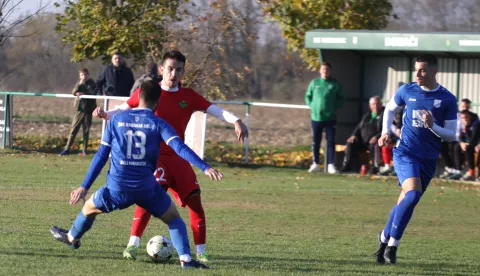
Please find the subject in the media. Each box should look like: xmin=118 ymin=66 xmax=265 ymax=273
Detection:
xmin=102 ymin=108 xmax=178 ymax=191
xmin=394 ymin=83 xmax=457 ymax=159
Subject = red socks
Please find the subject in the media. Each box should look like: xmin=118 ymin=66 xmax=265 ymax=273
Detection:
xmin=185 ymin=195 xmax=206 ymax=245
xmin=382 ymin=146 xmax=393 ymax=165
xmin=129 ymin=195 xmax=206 ymax=246
xmin=130 ymin=206 xmax=152 ymax=237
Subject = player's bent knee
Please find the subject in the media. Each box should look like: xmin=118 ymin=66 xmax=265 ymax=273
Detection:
xmin=184 ymin=189 xmax=201 ymax=204
xmin=158 ymin=202 xmax=181 ymax=224
xmin=401 ymin=177 xmax=422 ymax=193
xmin=81 ymin=197 xmax=103 ymax=218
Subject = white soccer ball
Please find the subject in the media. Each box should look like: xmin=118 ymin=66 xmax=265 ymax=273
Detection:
xmin=146 ymin=235 xmax=174 ymax=262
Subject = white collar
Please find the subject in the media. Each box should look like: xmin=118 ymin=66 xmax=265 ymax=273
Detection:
xmin=132 ymin=107 xmax=152 ymax=111
xmin=161 ymin=82 xmax=179 ymax=92
xmin=420 ymin=83 xmax=440 ymax=92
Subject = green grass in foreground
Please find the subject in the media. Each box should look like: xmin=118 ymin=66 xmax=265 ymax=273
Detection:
xmin=0 ymin=152 xmax=479 ymax=276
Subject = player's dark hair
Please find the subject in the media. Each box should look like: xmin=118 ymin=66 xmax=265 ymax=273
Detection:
xmin=461 ymin=98 xmax=472 ymax=105
xmin=139 ymin=80 xmax=161 ymax=104
xmin=416 ymin=54 xmax=437 ymax=67
xmin=321 ymin=61 xmax=332 ymax=68
xmin=161 ymin=50 xmax=186 ymax=66
xmin=112 ymin=51 xmax=122 ymax=57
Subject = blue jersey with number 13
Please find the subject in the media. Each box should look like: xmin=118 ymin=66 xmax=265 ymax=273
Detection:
xmin=102 ymin=108 xmax=179 ymax=191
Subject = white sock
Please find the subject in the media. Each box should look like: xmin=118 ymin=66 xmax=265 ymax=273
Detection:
xmin=128 ymin=236 xmax=141 ymax=247
xmin=179 ymin=254 xmax=192 ymax=262
xmin=67 ymin=231 xmax=76 ymax=243
xmin=384 ymin=164 xmax=391 ymax=170
xmin=380 ymin=231 xmax=388 ymax=244
xmin=388 ymin=237 xmax=400 ymax=247
xmin=196 ymin=244 xmax=206 ymax=254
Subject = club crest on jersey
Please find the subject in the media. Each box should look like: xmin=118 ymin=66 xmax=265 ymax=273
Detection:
xmin=434 ymin=99 xmax=442 ymax=108
xmin=179 ymin=100 xmax=187 ymax=108
xmin=135 ymin=116 xmax=140 ymax=122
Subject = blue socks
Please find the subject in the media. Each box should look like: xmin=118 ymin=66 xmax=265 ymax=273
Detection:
xmin=390 ymin=190 xmax=422 ymax=240
xmin=69 ymin=211 xmax=95 ymax=240
xmin=383 ymin=205 xmax=397 ymax=239
xmin=168 ymin=217 xmax=191 ymax=256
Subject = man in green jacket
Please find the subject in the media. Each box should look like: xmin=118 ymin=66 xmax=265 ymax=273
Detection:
xmin=305 ymin=62 xmax=344 ymax=173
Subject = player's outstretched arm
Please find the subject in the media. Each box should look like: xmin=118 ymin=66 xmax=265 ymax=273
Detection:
xmin=167 ymin=137 xmax=223 ymax=181
xmin=70 ymin=144 xmax=111 ymax=205
xmin=206 ymin=105 xmax=249 ymax=143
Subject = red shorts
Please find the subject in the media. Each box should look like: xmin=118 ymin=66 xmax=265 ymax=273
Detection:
xmin=154 ymin=154 xmax=200 ymax=207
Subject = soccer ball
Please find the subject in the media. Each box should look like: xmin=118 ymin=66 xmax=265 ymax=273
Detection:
xmin=146 ymin=235 xmax=174 ymax=262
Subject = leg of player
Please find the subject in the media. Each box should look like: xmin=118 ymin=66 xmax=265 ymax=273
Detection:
xmin=375 ymin=190 xmax=404 ymax=264
xmin=50 ymin=195 xmax=103 ymax=249
xmin=153 ymin=201 xmax=208 ymax=269
xmin=123 ymin=206 xmax=152 ymax=260
xmin=184 ymin=191 xmax=208 ymax=262
xmin=384 ymin=177 xmax=422 ymax=264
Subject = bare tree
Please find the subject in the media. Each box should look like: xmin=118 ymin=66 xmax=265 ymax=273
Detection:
xmin=0 ymin=0 xmax=49 ymax=46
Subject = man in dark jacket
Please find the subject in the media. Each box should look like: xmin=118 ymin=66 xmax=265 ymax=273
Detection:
xmin=340 ymin=96 xmax=384 ymax=174
xmin=96 ymin=52 xmax=135 ymax=97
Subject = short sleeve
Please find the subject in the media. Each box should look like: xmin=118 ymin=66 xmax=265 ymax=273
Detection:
xmin=158 ymin=119 xmax=180 ymax=144
xmin=126 ymin=88 xmax=140 ymax=108
xmin=394 ymin=85 xmax=407 ymax=106
xmin=101 ymin=117 xmax=114 ymax=147
xmin=191 ymin=89 xmax=212 ymax=112
xmin=445 ymin=96 xmax=458 ymax=121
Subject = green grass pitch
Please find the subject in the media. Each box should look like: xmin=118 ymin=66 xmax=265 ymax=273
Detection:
xmin=1 ymin=152 xmax=479 ymax=275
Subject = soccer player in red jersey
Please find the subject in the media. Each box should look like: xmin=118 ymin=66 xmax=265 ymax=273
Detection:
xmin=93 ymin=50 xmax=248 ymax=262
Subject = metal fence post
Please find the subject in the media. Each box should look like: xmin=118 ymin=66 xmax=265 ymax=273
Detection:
xmin=244 ymin=103 xmax=251 ymax=164
xmin=101 ymin=98 xmax=108 ymax=139
xmin=2 ymin=94 xmax=8 ymax=148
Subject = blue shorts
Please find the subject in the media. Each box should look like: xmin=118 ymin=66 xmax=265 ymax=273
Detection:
xmin=393 ymin=148 xmax=437 ymax=192
xmin=92 ymin=183 xmax=172 ymax=218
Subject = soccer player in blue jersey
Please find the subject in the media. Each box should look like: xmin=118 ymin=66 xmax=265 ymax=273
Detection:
xmin=375 ymin=54 xmax=458 ymax=264
xmin=50 ymin=80 xmax=222 ymax=269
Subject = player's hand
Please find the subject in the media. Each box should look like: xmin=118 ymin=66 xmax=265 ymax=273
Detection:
xmin=460 ymin=142 xmax=468 ymax=152
xmin=204 ymin=168 xmax=224 ymax=181
xmin=378 ymin=133 xmax=391 ymax=147
xmin=369 ymin=136 xmax=378 ymax=145
xmin=75 ymin=92 xmax=84 ymax=96
xmin=93 ymin=107 xmax=107 ymax=119
xmin=70 ymin=187 xmax=88 ymax=205
xmin=234 ymin=119 xmax=249 ymax=143
xmin=346 ymin=136 xmax=356 ymax=143
xmin=422 ymin=110 xmax=433 ymax=128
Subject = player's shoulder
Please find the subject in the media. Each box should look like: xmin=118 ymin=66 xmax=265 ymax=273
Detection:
xmin=179 ymin=87 xmax=200 ymax=94
xmin=438 ymin=85 xmax=456 ymax=100
xmin=400 ymin=82 xmax=418 ymax=91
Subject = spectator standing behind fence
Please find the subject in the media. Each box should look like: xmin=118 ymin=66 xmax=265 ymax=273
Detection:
xmin=339 ymin=96 xmax=384 ymax=174
xmin=96 ymin=52 xmax=135 ymax=97
xmin=60 ymin=68 xmax=97 ymax=156
xmin=129 ymin=62 xmax=162 ymax=96
xmin=305 ymin=61 xmax=344 ymax=174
